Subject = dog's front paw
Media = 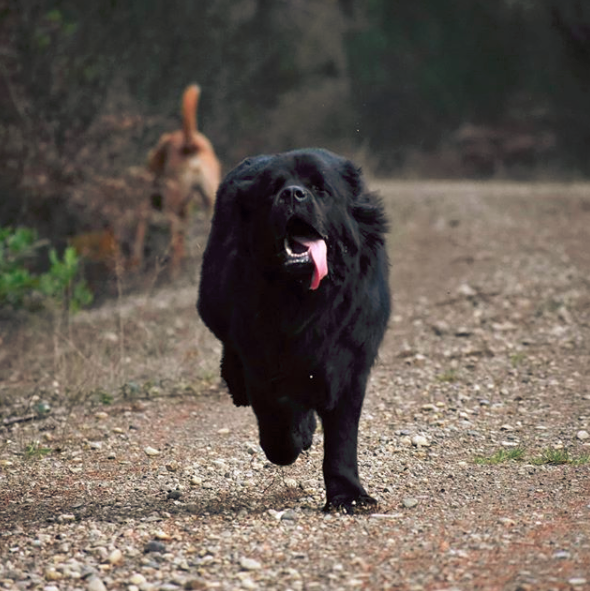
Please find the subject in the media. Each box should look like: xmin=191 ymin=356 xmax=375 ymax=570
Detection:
xmin=323 ymin=494 xmax=378 ymax=515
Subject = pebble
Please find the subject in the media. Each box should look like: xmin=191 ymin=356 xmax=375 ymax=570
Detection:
xmin=569 ymin=578 xmax=587 ymax=587
xmin=144 ymin=540 xmax=166 ymax=553
xmin=109 ymin=548 xmax=123 ymax=565
xmin=144 ymin=446 xmax=160 ymax=457
xmin=281 ymin=509 xmax=298 ymax=522
xmin=403 ymin=498 xmax=419 ymax=509
xmin=239 ymin=557 xmax=262 ymax=571
xmin=129 ymin=573 xmax=147 ymax=586
xmin=183 ymin=578 xmax=208 ymax=590
xmin=576 ymin=430 xmax=589 ymax=441
xmin=87 ymin=576 xmax=107 ymax=591
xmin=411 ymin=435 xmax=430 ymax=448
xmin=44 ymin=568 xmax=62 ymax=581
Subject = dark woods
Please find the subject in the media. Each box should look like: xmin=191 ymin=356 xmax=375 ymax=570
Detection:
xmin=1 ymin=0 xmax=589 ymax=254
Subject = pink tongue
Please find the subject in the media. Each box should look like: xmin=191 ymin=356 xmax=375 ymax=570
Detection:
xmin=295 ymin=237 xmax=328 ymax=290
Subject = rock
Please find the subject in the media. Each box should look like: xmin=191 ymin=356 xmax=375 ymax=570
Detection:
xmin=144 ymin=540 xmax=166 ymax=553
xmin=144 ymin=446 xmax=160 ymax=457
xmin=87 ymin=576 xmax=107 ymax=591
xmin=108 ymin=548 xmax=123 ymax=565
xmin=184 ymin=578 xmax=208 ymax=589
xmin=129 ymin=573 xmax=147 ymax=586
xmin=458 ymin=283 xmax=476 ymax=297
xmin=239 ymin=557 xmax=262 ymax=571
xmin=411 ymin=435 xmax=430 ymax=448
xmin=281 ymin=509 xmax=298 ymax=522
xmin=576 ymin=430 xmax=589 ymax=441
xmin=44 ymin=568 xmax=62 ymax=581
xmin=403 ymin=498 xmax=419 ymax=509
xmin=166 ymin=461 xmax=180 ymax=472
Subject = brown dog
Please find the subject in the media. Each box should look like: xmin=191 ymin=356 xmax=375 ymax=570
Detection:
xmin=134 ymin=84 xmax=221 ymax=272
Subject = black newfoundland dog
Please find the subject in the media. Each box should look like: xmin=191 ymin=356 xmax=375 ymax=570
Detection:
xmin=197 ymin=148 xmax=390 ymax=512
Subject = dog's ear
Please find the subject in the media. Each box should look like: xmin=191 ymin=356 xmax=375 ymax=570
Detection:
xmin=221 ymin=155 xmax=274 ymax=213
xmin=339 ymin=159 xmax=365 ymax=199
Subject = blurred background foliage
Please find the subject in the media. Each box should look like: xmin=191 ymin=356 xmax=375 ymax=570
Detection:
xmin=1 ymin=0 xmax=589 ymax=257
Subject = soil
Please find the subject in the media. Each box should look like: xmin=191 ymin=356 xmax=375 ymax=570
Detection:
xmin=1 ymin=180 xmax=589 ymax=591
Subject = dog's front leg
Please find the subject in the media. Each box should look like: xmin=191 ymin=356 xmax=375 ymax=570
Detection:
xmin=319 ymin=380 xmax=377 ymax=513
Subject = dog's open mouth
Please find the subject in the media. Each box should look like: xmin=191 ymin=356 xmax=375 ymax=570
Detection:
xmin=283 ymin=219 xmax=328 ymax=290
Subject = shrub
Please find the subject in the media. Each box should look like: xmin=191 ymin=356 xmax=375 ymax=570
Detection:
xmin=0 ymin=226 xmax=93 ymax=312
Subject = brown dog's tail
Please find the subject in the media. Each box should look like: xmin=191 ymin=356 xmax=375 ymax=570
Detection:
xmin=182 ymin=84 xmax=200 ymax=145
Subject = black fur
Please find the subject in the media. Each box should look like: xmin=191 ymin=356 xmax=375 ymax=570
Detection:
xmin=197 ymin=148 xmax=390 ymax=512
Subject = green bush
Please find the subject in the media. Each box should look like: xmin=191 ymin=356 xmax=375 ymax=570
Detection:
xmin=0 ymin=226 xmax=93 ymax=312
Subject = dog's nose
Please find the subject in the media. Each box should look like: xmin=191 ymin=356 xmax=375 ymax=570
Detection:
xmin=279 ymin=185 xmax=308 ymax=203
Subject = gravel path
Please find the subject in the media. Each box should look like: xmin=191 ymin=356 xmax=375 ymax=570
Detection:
xmin=1 ymin=180 xmax=589 ymax=590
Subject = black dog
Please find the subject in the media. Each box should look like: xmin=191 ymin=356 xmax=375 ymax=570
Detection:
xmin=197 ymin=148 xmax=390 ymax=512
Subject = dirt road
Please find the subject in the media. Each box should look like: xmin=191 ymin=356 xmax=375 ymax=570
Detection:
xmin=1 ymin=180 xmax=589 ymax=590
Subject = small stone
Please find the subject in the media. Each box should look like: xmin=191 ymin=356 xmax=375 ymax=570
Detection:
xmin=88 ymin=441 xmax=102 ymax=450
xmin=144 ymin=446 xmax=160 ymax=457
xmin=284 ymin=478 xmax=298 ymax=488
xmin=167 ymin=490 xmax=182 ymax=500
xmin=154 ymin=529 xmax=172 ymax=540
xmin=403 ymin=498 xmax=419 ymax=509
xmin=144 ymin=540 xmax=166 ymax=553
xmin=108 ymin=548 xmax=123 ymax=565
xmin=217 ymin=428 xmax=230 ymax=435
xmin=87 ymin=576 xmax=107 ymax=591
xmin=189 ymin=476 xmax=202 ymax=486
xmin=281 ymin=509 xmax=298 ymax=522
xmin=458 ymin=283 xmax=476 ymax=297
xmin=166 ymin=461 xmax=180 ymax=472
xmin=239 ymin=557 xmax=262 ymax=571
xmin=569 ymin=578 xmax=587 ymax=587
xmin=57 ymin=514 xmax=76 ymax=522
xmin=184 ymin=578 xmax=208 ymax=590
xmin=129 ymin=573 xmax=147 ymax=586
xmin=95 ymin=412 xmax=108 ymax=420
xmin=576 ymin=430 xmax=589 ymax=441
xmin=411 ymin=435 xmax=430 ymax=448
xmin=45 ymin=568 xmax=62 ymax=581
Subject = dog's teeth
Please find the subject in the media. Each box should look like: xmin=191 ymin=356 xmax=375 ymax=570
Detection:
xmin=284 ymin=238 xmax=310 ymax=261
